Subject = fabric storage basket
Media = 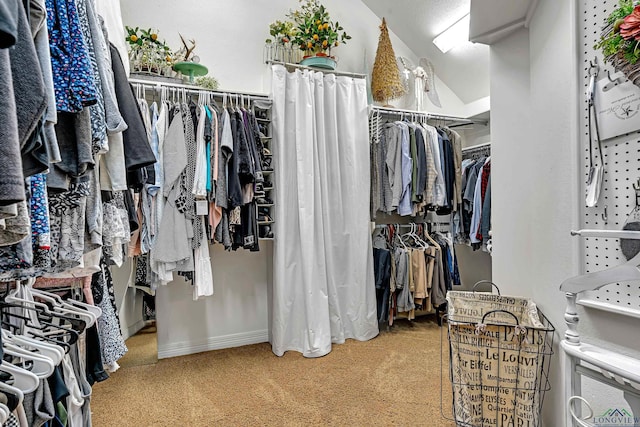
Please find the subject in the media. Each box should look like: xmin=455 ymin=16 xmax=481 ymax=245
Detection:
xmin=446 ymin=291 xmax=555 ymax=427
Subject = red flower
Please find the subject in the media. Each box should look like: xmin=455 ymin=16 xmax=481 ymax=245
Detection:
xmin=620 ymin=5 xmax=640 ymax=40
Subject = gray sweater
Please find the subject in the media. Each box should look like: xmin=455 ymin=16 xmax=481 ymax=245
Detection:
xmin=0 ymin=49 xmax=26 ymax=206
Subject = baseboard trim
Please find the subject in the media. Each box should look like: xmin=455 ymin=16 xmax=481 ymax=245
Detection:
xmin=157 ymin=329 xmax=269 ymax=359
xmin=122 ymin=319 xmax=146 ymax=341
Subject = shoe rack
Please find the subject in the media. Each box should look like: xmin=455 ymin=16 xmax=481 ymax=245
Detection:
xmin=255 ymin=102 xmax=274 ymax=241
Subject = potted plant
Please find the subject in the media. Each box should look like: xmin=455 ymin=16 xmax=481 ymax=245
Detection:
xmin=596 ymin=0 xmax=640 ymax=88
xmin=126 ymin=27 xmax=174 ymax=76
xmin=265 ymin=20 xmax=298 ymax=63
xmin=287 ymin=0 xmax=351 ymax=69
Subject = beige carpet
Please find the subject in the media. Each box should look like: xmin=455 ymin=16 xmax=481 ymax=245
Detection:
xmin=117 ymin=324 xmax=158 ymax=368
xmin=92 ymin=316 xmax=456 ymax=426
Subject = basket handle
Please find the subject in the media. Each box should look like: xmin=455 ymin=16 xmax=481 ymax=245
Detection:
xmin=481 ymin=309 xmax=520 ymax=325
xmin=472 ymin=280 xmax=501 ymax=295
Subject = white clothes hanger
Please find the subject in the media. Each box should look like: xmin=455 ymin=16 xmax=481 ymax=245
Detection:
xmin=560 ymin=249 xmax=640 ymax=293
xmin=2 ymin=343 xmax=54 ymax=379
xmin=3 ymin=330 xmax=64 ymax=365
xmin=57 ymin=307 xmax=96 ymax=328
xmin=66 ymin=299 xmax=101 ymax=320
xmin=412 ymin=224 xmax=430 ymax=249
xmin=24 ymin=283 xmax=98 ymax=327
xmin=6 ymin=293 xmax=52 ymax=315
xmin=0 ymin=376 xmax=24 ymax=407
xmin=0 ymin=361 xmax=40 ymax=394
xmin=0 ymin=402 xmax=9 ymax=424
xmin=402 ymin=224 xmax=428 ymax=249
xmin=394 ymin=226 xmax=408 ymax=250
xmin=31 ymin=286 xmax=100 ymax=319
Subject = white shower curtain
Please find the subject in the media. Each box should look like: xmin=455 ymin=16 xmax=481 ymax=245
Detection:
xmin=271 ymin=64 xmax=378 ymax=357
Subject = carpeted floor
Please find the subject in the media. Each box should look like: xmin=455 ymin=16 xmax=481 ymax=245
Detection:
xmin=117 ymin=323 xmax=158 ymax=369
xmin=91 ymin=316 xmax=456 ymax=426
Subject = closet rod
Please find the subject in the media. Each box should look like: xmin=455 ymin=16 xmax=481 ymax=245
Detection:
xmin=128 ymin=78 xmax=270 ymax=101
xmin=267 ymin=60 xmax=367 ymax=79
xmin=371 ymin=106 xmax=488 ymax=126
xmin=462 ymin=142 xmax=491 ymax=152
xmin=375 ymin=222 xmax=450 ymax=229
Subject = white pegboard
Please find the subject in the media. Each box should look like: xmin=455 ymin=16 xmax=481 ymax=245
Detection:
xmin=580 ymin=0 xmax=640 ymax=316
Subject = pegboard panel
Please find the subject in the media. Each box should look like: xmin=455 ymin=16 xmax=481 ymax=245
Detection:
xmin=580 ymin=0 xmax=640 ymax=317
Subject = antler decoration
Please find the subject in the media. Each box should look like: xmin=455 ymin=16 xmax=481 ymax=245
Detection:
xmin=179 ymin=33 xmax=197 ymax=62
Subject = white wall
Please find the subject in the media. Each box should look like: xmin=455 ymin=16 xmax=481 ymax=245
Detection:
xmin=111 ymin=260 xmax=145 ymax=340
xmin=459 ymin=126 xmax=491 ymax=148
xmin=120 ymin=0 xmax=469 ymax=115
xmin=455 ymin=245 xmax=492 ymax=290
xmin=490 ymin=0 xmax=640 ymax=425
xmin=156 ymin=243 xmax=271 ymax=359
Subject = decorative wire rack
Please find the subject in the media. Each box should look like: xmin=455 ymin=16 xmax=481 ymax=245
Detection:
xmin=441 ymin=287 xmax=555 ymax=427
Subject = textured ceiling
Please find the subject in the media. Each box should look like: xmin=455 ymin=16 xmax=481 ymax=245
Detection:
xmin=362 ymin=0 xmax=490 ymax=104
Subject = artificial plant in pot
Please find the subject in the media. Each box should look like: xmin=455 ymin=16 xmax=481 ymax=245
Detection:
xmin=287 ymin=0 xmax=351 ymax=65
xmin=596 ymin=0 xmax=640 ymax=88
xmin=265 ymin=20 xmax=299 ymax=63
xmin=126 ymin=27 xmax=173 ymax=76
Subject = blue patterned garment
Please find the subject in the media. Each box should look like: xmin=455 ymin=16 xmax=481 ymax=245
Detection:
xmin=30 ymin=174 xmax=51 ymax=252
xmin=0 ymin=174 xmax=52 ymax=277
xmin=46 ymin=0 xmax=97 ymax=113
xmin=75 ymin=0 xmax=107 ymax=153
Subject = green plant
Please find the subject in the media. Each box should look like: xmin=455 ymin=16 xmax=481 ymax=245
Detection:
xmin=286 ymin=0 xmax=351 ymax=55
xmin=126 ymin=26 xmax=174 ymax=74
xmin=266 ymin=20 xmax=297 ymax=44
xmin=195 ymin=76 xmax=219 ymax=90
xmin=595 ymin=0 xmax=640 ymax=65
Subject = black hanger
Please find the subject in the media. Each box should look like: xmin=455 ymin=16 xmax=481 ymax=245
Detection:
xmin=0 ymin=300 xmax=83 ymax=346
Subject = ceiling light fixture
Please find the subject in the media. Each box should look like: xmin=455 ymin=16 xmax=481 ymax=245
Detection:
xmin=433 ymin=13 xmax=470 ymax=54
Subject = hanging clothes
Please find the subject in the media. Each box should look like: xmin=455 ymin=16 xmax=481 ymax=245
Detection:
xmin=457 ymin=150 xmax=492 ymax=251
xmin=372 ymin=224 xmax=457 ymax=324
xmin=370 ymin=116 xmax=463 ymax=219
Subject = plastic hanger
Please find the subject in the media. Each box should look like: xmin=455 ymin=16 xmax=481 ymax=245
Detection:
xmin=0 ymin=298 xmax=82 ymax=348
xmin=18 ymin=282 xmax=88 ymax=332
xmin=394 ymin=225 xmax=409 ymax=250
xmin=3 ymin=330 xmax=63 ymax=365
xmin=34 ymin=289 xmax=99 ymax=323
xmin=28 ymin=286 xmax=97 ymax=327
xmin=412 ymin=224 xmax=430 ymax=249
xmin=402 ymin=224 xmax=428 ymax=249
xmin=66 ymin=299 xmax=101 ymax=320
xmin=0 ymin=402 xmax=9 ymax=424
xmin=2 ymin=343 xmax=54 ymax=379
xmin=6 ymin=293 xmax=87 ymax=335
xmin=0 ymin=381 xmax=23 ymax=409
xmin=0 ymin=361 xmax=40 ymax=394
xmin=422 ymin=224 xmax=442 ymax=249
xmin=25 ymin=330 xmax=72 ymax=354
xmin=6 ymin=293 xmax=53 ymax=315
xmin=560 ymin=249 xmax=640 ymax=294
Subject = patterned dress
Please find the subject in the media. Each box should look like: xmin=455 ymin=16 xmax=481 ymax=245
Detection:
xmin=46 ymin=0 xmax=97 ymax=112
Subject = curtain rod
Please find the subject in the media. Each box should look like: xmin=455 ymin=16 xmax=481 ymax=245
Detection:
xmin=268 ymin=61 xmax=368 ymax=79
xmin=371 ymin=105 xmax=488 ymax=125
xmin=128 ymin=78 xmax=270 ymax=100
